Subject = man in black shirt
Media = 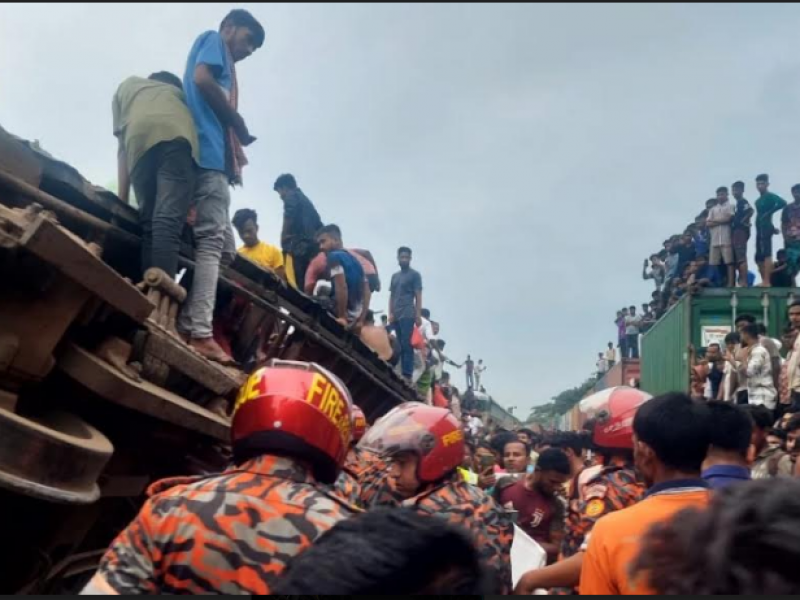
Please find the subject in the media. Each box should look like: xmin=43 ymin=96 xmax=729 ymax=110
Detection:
xmin=706 ymin=343 xmax=725 ymax=400
xmin=676 ymin=232 xmax=697 ymax=279
xmin=771 ymin=249 xmax=794 ymax=288
xmin=274 ymin=173 xmax=323 ymax=289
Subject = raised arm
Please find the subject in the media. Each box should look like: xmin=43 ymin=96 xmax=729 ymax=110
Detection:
xmin=193 ymin=64 xmax=255 ymax=146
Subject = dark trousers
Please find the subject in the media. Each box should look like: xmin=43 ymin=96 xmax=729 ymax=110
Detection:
xmin=467 ymin=372 xmax=474 ymax=389
xmin=132 ymin=140 xmax=195 ymax=279
xmin=736 ymin=390 xmax=749 ymax=405
xmin=626 ymin=334 xmax=640 ymax=359
xmin=291 ymin=253 xmax=313 ymax=292
xmin=619 ymin=338 xmax=628 ymax=360
xmin=791 ymin=391 xmax=800 ymax=412
xmin=396 ymin=318 xmax=416 ymax=378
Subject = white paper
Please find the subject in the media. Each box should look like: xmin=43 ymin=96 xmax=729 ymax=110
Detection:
xmin=510 ymin=524 xmax=547 ymax=588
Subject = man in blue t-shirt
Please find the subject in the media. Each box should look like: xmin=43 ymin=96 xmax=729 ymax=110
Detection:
xmin=177 ymin=9 xmax=264 ymax=364
xmin=691 ymin=255 xmax=723 ymax=290
xmin=316 ymin=224 xmax=368 ymax=329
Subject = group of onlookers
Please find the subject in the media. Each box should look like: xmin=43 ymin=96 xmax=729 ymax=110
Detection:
xmin=113 ymin=9 xmax=484 ymax=386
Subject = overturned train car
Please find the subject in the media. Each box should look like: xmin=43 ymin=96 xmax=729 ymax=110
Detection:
xmin=0 ymin=127 xmax=413 ymax=593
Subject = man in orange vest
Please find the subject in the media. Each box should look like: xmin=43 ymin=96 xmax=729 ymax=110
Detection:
xmin=579 ymin=393 xmax=713 ymax=595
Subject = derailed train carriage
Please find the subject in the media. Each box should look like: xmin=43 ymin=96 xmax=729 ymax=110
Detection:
xmin=0 ymin=126 xmax=414 ymax=593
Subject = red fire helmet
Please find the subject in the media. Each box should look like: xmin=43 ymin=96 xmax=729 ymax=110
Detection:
xmin=231 ymin=360 xmax=353 ymax=484
xmin=592 ymin=387 xmax=652 ymax=450
xmin=351 ymin=404 xmax=367 ymax=443
xmin=358 ymin=402 xmax=464 ymax=483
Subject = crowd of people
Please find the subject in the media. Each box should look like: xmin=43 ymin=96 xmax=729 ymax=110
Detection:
xmin=82 ymin=363 xmax=800 ymax=595
xmin=90 ymin=7 xmax=800 ymax=595
xmin=643 ymin=176 xmax=800 ymax=300
xmin=112 ymin=8 xmax=489 ymax=401
xmin=687 ymin=307 xmax=800 ymax=416
xmin=598 ymin=176 xmax=800 ymax=370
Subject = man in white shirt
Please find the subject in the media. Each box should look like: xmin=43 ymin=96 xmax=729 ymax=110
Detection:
xmin=474 ymin=360 xmax=487 ymax=389
xmin=741 ymin=324 xmax=777 ymax=411
xmin=605 ymin=342 xmax=617 ymax=367
xmin=418 ymin=308 xmax=436 ymax=344
xmin=706 ymin=186 xmax=736 ymax=287
xmin=596 ymin=353 xmax=608 ymax=377
xmin=624 ymin=306 xmax=642 ymax=359
xmin=467 ymin=413 xmax=484 ymax=437
xmin=756 ymin=323 xmax=783 ymax=392
xmin=720 ymin=332 xmax=740 ymax=402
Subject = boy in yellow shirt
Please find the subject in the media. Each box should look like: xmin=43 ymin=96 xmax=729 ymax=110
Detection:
xmin=232 ymin=209 xmax=285 ymax=279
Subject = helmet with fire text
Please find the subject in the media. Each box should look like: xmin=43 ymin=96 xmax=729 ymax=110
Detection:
xmin=231 ymin=360 xmax=353 ymax=484
xmin=592 ymin=387 xmax=652 ymax=450
xmin=351 ymin=404 xmax=368 ymax=443
xmin=358 ymin=402 xmax=464 ymax=483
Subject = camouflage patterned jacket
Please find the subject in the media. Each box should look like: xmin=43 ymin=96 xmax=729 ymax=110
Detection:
xmin=404 ymin=475 xmax=514 ymax=594
xmin=92 ymin=455 xmax=353 ymax=595
xmin=560 ymin=465 xmax=644 ymax=559
xmin=352 ymin=447 xmax=406 ymax=509
xmin=329 ymin=446 xmax=374 ymax=508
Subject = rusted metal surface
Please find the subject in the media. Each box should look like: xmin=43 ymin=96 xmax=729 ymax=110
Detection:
xmin=0 ymin=408 xmax=113 ymax=504
xmin=219 ymin=269 xmax=414 ymax=409
xmin=0 ymin=125 xmax=42 ymax=188
xmin=0 ymin=125 xmax=422 ymax=595
xmin=95 ymin=337 xmax=141 ymax=382
xmin=0 ymin=273 xmax=89 ymax=385
xmin=139 ymin=268 xmax=185 ymax=337
xmin=0 ymin=168 xmax=139 ymax=247
xmin=58 ymin=344 xmax=230 ymax=442
xmin=143 ymin=267 xmax=186 ymax=302
xmin=142 ymin=325 xmax=246 ymax=395
xmin=13 ymin=206 xmax=153 ymax=323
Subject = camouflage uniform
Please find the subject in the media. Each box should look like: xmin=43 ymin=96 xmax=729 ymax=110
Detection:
xmin=355 ymin=447 xmax=407 ymax=509
xmin=95 ymin=455 xmax=353 ymax=595
xmin=549 ymin=464 xmax=644 ymax=595
xmin=561 ymin=465 xmax=644 ymax=559
xmin=403 ymin=474 xmax=514 ymax=594
xmin=329 ymin=446 xmax=372 ymax=508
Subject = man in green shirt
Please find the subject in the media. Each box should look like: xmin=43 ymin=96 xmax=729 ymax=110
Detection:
xmin=113 ymin=72 xmax=200 ymax=278
xmin=754 ymin=173 xmax=787 ymax=287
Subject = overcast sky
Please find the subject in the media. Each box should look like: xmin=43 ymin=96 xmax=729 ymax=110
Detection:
xmin=3 ymin=3 xmax=800 ymax=417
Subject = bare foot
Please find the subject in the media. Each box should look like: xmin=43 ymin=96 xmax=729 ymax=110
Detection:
xmin=190 ymin=338 xmax=237 ymax=366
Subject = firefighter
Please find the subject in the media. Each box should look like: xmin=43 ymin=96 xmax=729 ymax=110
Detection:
xmin=332 ymin=404 xmax=369 ymax=506
xmin=354 ymin=404 xmax=410 ymax=509
xmin=359 ymin=402 xmax=514 ymax=594
xmin=514 ymin=388 xmax=650 ymax=595
xmin=82 ymin=360 xmax=355 ymax=595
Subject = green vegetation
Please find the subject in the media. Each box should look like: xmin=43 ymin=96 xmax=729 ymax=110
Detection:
xmin=526 ymin=376 xmax=597 ymax=425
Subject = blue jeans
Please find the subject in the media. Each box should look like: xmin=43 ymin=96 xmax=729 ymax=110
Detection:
xmin=396 ymin=318 xmax=416 ymax=378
